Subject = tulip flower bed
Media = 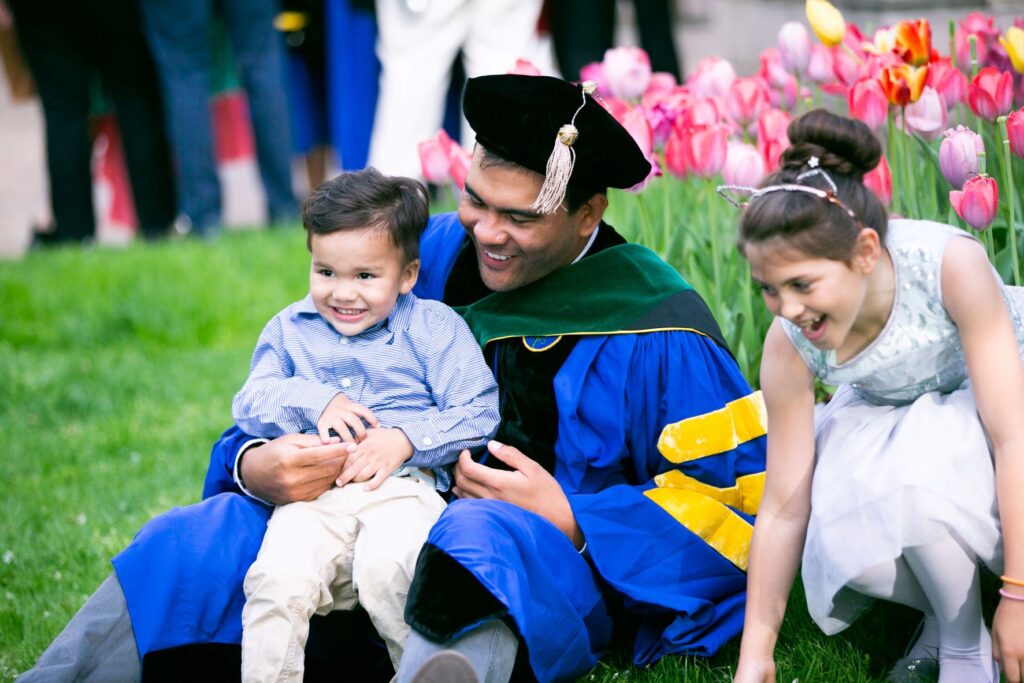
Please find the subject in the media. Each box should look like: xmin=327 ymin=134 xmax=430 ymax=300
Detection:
xmin=421 ymin=3 xmax=1024 ymax=387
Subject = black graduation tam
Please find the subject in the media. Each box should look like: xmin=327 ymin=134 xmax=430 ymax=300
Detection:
xmin=463 ymin=75 xmax=651 ymax=212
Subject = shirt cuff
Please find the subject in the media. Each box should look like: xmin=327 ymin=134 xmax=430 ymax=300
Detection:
xmin=233 ymin=438 xmax=274 ymax=506
xmin=397 ymin=420 xmax=444 ymax=460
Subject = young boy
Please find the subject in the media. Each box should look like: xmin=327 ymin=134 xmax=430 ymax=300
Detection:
xmin=231 ymin=168 xmax=500 ymax=682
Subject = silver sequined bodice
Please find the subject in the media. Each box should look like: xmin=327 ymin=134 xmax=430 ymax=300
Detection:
xmin=782 ymin=220 xmax=1024 ymax=406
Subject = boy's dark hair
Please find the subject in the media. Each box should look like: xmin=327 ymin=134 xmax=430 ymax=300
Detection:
xmin=302 ymin=168 xmax=430 ymax=262
xmin=737 ymin=108 xmax=888 ymax=262
xmin=478 ymin=145 xmax=607 ymax=214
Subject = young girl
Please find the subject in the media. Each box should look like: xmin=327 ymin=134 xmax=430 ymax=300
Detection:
xmin=728 ymin=109 xmax=1024 ymax=683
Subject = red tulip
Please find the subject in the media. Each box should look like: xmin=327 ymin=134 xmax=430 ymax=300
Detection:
xmin=603 ymin=46 xmax=652 ymax=101
xmin=864 ymin=155 xmax=892 ymax=206
xmin=939 ymin=126 xmax=984 ymax=190
xmin=418 ymin=129 xmax=455 ymax=185
xmin=684 ymin=123 xmax=730 ymax=178
xmin=778 ymin=22 xmax=812 ymax=74
xmin=950 ymin=175 xmax=998 ymax=231
xmin=894 ymin=19 xmax=932 ymax=67
xmin=675 ymin=96 xmax=722 ymax=131
xmin=726 ymin=77 xmax=769 ymax=127
xmin=807 ymin=44 xmax=835 ymax=83
xmin=686 ymin=56 xmax=737 ymax=100
xmin=967 ymin=67 xmax=1014 ymax=121
xmin=902 ymin=86 xmax=947 ymax=141
xmin=927 ymin=58 xmax=967 ymax=109
xmin=723 ymin=142 xmax=767 ymax=187
xmin=878 ymin=64 xmax=929 ymax=106
xmin=1008 ymin=108 xmax=1024 ymax=159
xmin=848 ymin=77 xmax=889 ymax=131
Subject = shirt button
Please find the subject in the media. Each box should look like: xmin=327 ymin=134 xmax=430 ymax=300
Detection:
xmin=422 ymin=437 xmax=433 ymax=447
xmin=341 ymin=378 xmax=352 ymax=388
xmin=340 ymin=337 xmax=350 ymax=345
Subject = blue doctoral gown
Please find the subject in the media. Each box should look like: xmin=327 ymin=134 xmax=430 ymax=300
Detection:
xmin=111 ymin=213 xmax=766 ymax=681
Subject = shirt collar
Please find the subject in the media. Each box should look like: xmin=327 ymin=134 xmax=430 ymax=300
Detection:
xmin=571 ymin=224 xmax=600 ymax=264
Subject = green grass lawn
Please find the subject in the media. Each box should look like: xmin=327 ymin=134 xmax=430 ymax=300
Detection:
xmin=0 ymin=227 xmax=949 ymax=681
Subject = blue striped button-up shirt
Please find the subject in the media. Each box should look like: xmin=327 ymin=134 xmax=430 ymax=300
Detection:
xmin=232 ymin=292 xmax=499 ymax=489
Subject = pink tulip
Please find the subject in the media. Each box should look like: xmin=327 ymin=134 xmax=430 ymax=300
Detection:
xmin=955 ymin=27 xmax=990 ymax=72
xmin=603 ymin=46 xmax=652 ymax=101
xmin=927 ymin=57 xmax=967 ymax=109
xmin=723 ymin=142 xmax=767 ymax=187
xmin=847 ymin=77 xmax=888 ymax=131
xmin=777 ymin=22 xmax=812 ymax=74
xmin=664 ymin=126 xmax=690 ymax=178
xmin=684 ymin=123 xmax=730 ymax=178
xmin=508 ymin=59 xmax=541 ymax=76
xmin=643 ymin=86 xmax=693 ymax=148
xmin=618 ymin=106 xmax=654 ymax=157
xmin=675 ymin=96 xmax=722 ymax=130
xmin=902 ymin=86 xmax=948 ymax=141
xmin=726 ymin=77 xmax=769 ymax=127
xmin=950 ymin=175 xmax=998 ymax=231
xmin=939 ymin=126 xmax=984 ymax=190
xmin=864 ymin=155 xmax=892 ymax=206
xmin=418 ymin=130 xmax=455 ymax=185
xmin=448 ymin=143 xmax=471 ymax=191
xmin=600 ymin=96 xmax=631 ymax=122
xmin=759 ymin=47 xmax=791 ymax=89
xmin=807 ymin=44 xmax=835 ymax=83
xmin=579 ymin=62 xmax=611 ymax=97
xmin=645 ymin=72 xmax=678 ymax=97
xmin=1008 ymin=108 xmax=1024 ymax=159
xmin=686 ymin=56 xmax=737 ymax=100
xmin=968 ymin=67 xmax=1014 ymax=121
xmin=757 ymin=108 xmax=791 ymax=172
xmin=831 ymin=44 xmax=862 ymax=88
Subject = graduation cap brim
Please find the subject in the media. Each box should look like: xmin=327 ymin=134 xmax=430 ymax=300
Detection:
xmin=463 ymin=75 xmax=651 ymax=191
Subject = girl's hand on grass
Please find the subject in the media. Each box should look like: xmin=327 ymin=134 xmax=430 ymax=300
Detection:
xmin=733 ymin=656 xmax=776 ymax=683
xmin=240 ymin=433 xmax=348 ymax=504
xmin=335 ymin=428 xmax=414 ymax=490
xmin=993 ymin=597 xmax=1024 ymax=683
xmin=317 ymin=393 xmax=378 ymax=444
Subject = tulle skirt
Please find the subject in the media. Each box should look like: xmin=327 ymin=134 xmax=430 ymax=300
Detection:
xmin=801 ymin=381 xmax=1003 ymax=634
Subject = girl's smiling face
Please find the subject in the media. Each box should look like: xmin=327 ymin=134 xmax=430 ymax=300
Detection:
xmin=744 ymin=231 xmax=892 ymax=358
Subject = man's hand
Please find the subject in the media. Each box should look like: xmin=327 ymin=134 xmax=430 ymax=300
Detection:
xmin=453 ymin=441 xmax=584 ymax=548
xmin=335 ymin=428 xmax=414 ymax=491
xmin=240 ymin=433 xmax=348 ymax=504
xmin=317 ymin=393 xmax=378 ymax=444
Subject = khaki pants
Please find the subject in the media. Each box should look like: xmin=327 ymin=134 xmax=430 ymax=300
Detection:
xmin=241 ymin=473 xmax=446 ymax=683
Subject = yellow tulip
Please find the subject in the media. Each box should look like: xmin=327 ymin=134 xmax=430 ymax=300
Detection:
xmin=1000 ymin=27 xmax=1024 ymax=75
xmin=805 ymin=0 xmax=846 ymax=47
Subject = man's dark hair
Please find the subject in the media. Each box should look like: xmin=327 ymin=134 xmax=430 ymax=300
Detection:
xmin=477 ymin=146 xmax=607 ymax=214
xmin=302 ymin=168 xmax=430 ymax=262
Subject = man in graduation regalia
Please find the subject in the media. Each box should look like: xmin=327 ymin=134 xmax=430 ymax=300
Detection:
xmin=19 ymin=75 xmax=766 ymax=683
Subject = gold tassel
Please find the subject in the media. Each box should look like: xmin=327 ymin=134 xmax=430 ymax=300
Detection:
xmin=530 ymin=81 xmax=595 ymax=215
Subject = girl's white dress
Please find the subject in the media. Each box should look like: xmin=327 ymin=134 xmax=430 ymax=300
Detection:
xmin=782 ymin=219 xmax=1024 ymax=634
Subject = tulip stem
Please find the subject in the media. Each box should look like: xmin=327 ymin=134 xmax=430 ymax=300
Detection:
xmin=899 ymin=107 xmax=921 ymax=219
xmin=998 ymin=116 xmax=1021 ymax=286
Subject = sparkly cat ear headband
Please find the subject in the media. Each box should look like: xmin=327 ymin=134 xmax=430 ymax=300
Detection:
xmin=716 ymin=157 xmax=859 ymax=223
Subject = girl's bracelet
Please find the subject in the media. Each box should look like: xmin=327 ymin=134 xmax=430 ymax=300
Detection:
xmin=1001 ymin=575 xmax=1024 ymax=588
xmin=999 ymin=588 xmax=1024 ymax=602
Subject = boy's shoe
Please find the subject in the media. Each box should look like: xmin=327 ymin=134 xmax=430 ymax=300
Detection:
xmin=410 ymin=650 xmax=478 ymax=683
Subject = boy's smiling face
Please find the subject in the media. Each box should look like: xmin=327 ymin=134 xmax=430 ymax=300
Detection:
xmin=309 ymin=227 xmax=419 ymax=337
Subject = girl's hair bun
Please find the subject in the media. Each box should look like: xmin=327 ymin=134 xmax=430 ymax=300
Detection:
xmin=779 ymin=108 xmax=882 ymax=180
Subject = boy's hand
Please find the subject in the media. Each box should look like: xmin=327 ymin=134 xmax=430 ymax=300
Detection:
xmin=335 ymin=428 xmax=414 ymax=490
xmin=317 ymin=393 xmax=378 ymax=444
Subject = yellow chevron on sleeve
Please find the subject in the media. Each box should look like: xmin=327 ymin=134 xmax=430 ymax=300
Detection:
xmin=657 ymin=390 xmax=767 ymax=463
xmin=653 ymin=469 xmax=765 ymax=516
xmin=644 ymin=487 xmax=753 ymax=571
